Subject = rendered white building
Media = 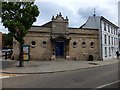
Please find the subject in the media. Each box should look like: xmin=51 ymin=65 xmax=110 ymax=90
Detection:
xmin=81 ymin=15 xmax=119 ymax=60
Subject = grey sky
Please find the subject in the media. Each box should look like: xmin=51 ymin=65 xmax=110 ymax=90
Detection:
xmin=34 ymin=0 xmax=119 ymax=27
xmin=0 ymin=0 xmax=119 ymax=33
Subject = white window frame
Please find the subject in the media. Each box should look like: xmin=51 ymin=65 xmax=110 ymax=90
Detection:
xmin=104 ymin=22 xmax=106 ymax=31
xmin=108 ymin=36 xmax=110 ymax=45
xmin=104 ymin=34 xmax=107 ymax=44
xmin=109 ymin=47 xmax=111 ymax=56
xmin=105 ymin=47 xmax=107 ymax=57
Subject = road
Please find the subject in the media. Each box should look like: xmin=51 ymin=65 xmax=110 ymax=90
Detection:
xmin=2 ymin=62 xmax=119 ymax=89
xmin=95 ymin=81 xmax=119 ymax=89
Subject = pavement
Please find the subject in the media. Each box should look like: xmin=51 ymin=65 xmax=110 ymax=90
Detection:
xmin=0 ymin=58 xmax=119 ymax=74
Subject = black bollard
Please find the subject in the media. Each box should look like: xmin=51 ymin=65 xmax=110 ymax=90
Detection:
xmin=5 ymin=52 xmax=7 ymax=60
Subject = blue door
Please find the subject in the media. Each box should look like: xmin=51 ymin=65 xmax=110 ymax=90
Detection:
xmin=55 ymin=41 xmax=64 ymax=57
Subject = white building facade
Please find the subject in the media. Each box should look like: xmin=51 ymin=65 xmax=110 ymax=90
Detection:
xmin=81 ymin=16 xmax=119 ymax=60
xmin=118 ymin=1 xmax=120 ymax=51
xmin=101 ymin=18 xmax=118 ymax=60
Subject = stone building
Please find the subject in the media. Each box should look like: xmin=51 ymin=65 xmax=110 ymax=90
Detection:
xmin=13 ymin=13 xmax=100 ymax=61
xmin=118 ymin=1 xmax=120 ymax=51
xmin=0 ymin=32 xmax=2 ymax=57
xmin=0 ymin=32 xmax=2 ymax=50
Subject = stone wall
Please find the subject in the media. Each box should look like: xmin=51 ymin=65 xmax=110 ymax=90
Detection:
xmin=0 ymin=32 xmax=2 ymax=57
xmin=13 ymin=28 xmax=100 ymax=61
xmin=0 ymin=32 xmax=2 ymax=50
xmin=24 ymin=32 xmax=52 ymax=60
xmin=69 ymin=29 xmax=100 ymax=60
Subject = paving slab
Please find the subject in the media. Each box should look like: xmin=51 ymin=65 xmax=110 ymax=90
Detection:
xmin=1 ymin=59 xmax=119 ymax=74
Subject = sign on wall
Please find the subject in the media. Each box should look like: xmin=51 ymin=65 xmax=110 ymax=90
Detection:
xmin=23 ymin=45 xmax=30 ymax=61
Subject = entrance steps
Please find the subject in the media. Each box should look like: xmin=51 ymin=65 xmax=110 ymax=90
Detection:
xmin=56 ymin=58 xmax=66 ymax=61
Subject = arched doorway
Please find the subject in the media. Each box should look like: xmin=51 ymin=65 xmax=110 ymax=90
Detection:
xmin=51 ymin=35 xmax=70 ymax=59
xmin=55 ymin=39 xmax=65 ymax=58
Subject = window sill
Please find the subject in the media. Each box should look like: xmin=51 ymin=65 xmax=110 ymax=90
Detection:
xmin=105 ymin=55 xmax=107 ymax=57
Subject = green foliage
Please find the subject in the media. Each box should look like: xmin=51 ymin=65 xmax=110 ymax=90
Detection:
xmin=2 ymin=32 xmax=13 ymax=48
xmin=2 ymin=1 xmax=39 ymax=65
xmin=2 ymin=1 xmax=39 ymax=44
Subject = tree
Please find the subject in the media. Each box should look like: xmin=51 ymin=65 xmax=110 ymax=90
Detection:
xmin=1 ymin=1 xmax=39 ymax=67
xmin=2 ymin=33 xmax=13 ymax=49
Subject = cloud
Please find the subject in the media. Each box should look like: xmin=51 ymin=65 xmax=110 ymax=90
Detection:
xmin=33 ymin=2 xmax=74 ymax=26
xmin=0 ymin=0 xmax=119 ymax=33
xmin=33 ymin=2 xmax=94 ymax=27
xmin=78 ymin=6 xmax=107 ymax=19
xmin=33 ymin=0 xmax=119 ymax=28
xmin=78 ymin=7 xmax=94 ymax=19
xmin=0 ymin=18 xmax=8 ymax=33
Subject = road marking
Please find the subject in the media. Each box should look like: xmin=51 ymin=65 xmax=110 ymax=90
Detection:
xmin=0 ymin=74 xmax=23 ymax=79
xmin=0 ymin=76 xmax=10 ymax=79
xmin=95 ymin=80 xmax=120 ymax=89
